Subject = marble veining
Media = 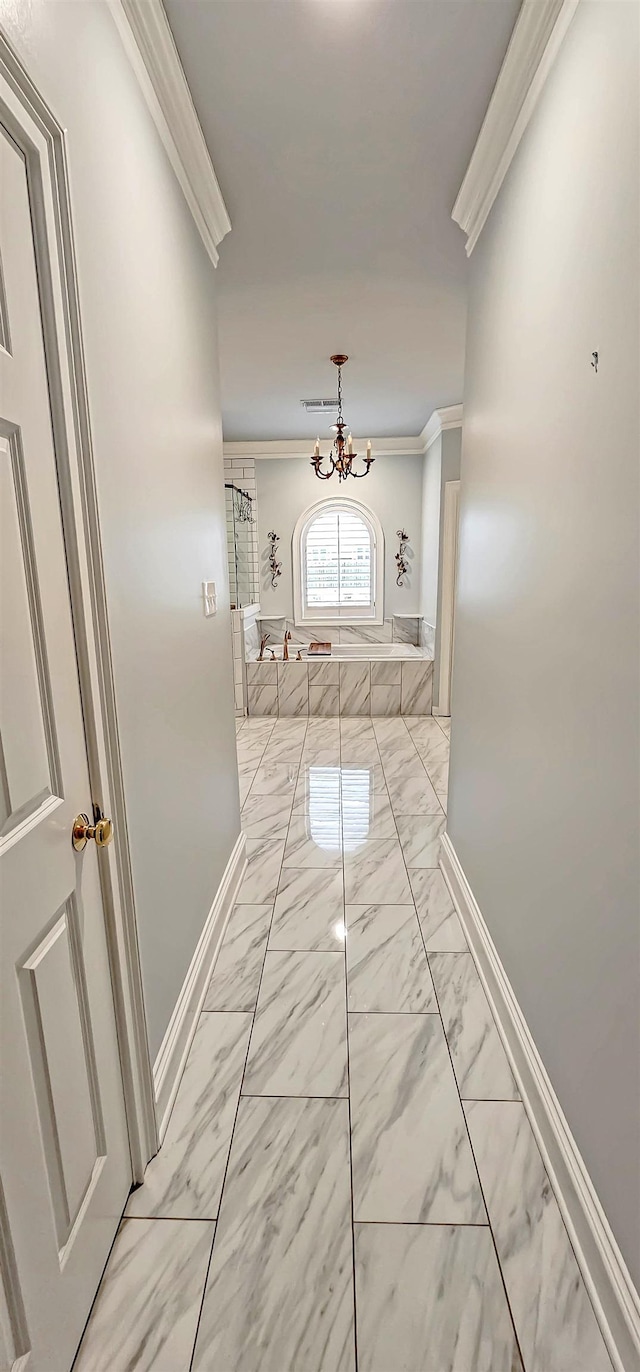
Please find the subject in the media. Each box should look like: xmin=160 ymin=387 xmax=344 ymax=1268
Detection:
xmin=395 ymin=812 xmax=447 ymax=867
xmin=349 ymin=1012 xmax=486 ymax=1223
xmin=346 ymin=904 xmax=436 ymax=1012
xmin=74 ymin=1217 xmax=214 ymax=1371
xmin=126 ymin=1013 xmax=252 ymax=1219
xmin=283 ymin=811 xmax=343 ymax=868
xmin=243 ymin=949 xmax=348 ymax=1096
xmin=391 ymin=615 xmax=419 ymax=645
xmin=430 ymin=953 xmax=520 ymax=1100
xmin=338 ymin=661 xmax=371 ymax=716
xmin=204 ymin=904 xmax=272 ymax=1012
xmin=270 ymin=866 xmax=345 ymax=949
xmin=355 ymin=1223 xmax=523 ymax=1372
xmin=241 ymin=792 xmax=293 ymax=839
xmin=247 ymin=682 xmax=278 ymax=716
xmin=410 ymin=868 xmax=469 ymax=949
xmin=237 ymin=837 xmax=285 ymax=902
xmin=370 ymin=659 xmax=402 ymax=685
xmin=344 ymin=839 xmax=413 ymax=904
xmin=308 ymin=658 xmax=339 ymax=685
xmin=340 ymin=621 xmax=392 ymax=644
xmin=400 ymin=659 xmax=433 ymax=714
xmin=309 ymin=684 xmax=341 ymax=716
xmin=465 ymin=1101 xmax=613 ymax=1372
xmin=386 ymin=770 xmax=443 ymax=815
xmin=192 ymin=1097 xmax=355 ymax=1372
xmin=425 ymin=757 xmax=449 ymax=792
xmin=370 ymin=683 xmax=401 ymax=716
xmin=276 ymin=660 xmax=309 ymax=716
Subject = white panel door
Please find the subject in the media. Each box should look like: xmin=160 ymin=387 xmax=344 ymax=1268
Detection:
xmin=0 ymin=119 xmax=131 ymax=1371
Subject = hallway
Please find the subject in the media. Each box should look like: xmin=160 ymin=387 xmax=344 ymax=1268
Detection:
xmin=74 ymin=715 xmax=612 ymax=1372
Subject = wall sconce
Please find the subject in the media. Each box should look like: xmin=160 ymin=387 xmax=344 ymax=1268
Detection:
xmin=395 ymin=529 xmax=410 ymax=586
xmin=267 ymin=531 xmax=282 ymax=589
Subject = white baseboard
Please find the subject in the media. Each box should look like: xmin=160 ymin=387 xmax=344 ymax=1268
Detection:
xmin=153 ymin=831 xmax=247 ymax=1141
xmin=439 ymin=833 xmax=640 ymax=1372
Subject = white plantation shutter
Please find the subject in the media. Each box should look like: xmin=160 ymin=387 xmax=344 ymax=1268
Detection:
xmin=303 ymin=503 xmax=375 ymax=617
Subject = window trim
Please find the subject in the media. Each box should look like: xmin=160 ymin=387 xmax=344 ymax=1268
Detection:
xmin=292 ymin=497 xmax=384 ymax=627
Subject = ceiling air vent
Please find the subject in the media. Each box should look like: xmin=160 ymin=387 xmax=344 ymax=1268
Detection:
xmin=300 ymin=398 xmax=339 ymax=414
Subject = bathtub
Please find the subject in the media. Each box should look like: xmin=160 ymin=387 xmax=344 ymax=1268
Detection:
xmin=251 ymin=642 xmax=429 ymax=662
xmin=245 ymin=643 xmax=434 ymax=717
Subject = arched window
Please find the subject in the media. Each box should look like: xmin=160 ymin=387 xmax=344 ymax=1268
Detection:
xmin=292 ymin=498 xmax=384 ymax=625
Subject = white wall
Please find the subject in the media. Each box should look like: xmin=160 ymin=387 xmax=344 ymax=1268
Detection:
xmin=419 ymin=435 xmax=441 ymax=630
xmin=256 ymin=453 xmax=424 ymax=621
xmin=448 ymin=0 xmax=639 ymax=1283
xmin=1 ymin=0 xmax=241 ymax=1060
xmin=433 ymin=427 xmax=462 ymax=707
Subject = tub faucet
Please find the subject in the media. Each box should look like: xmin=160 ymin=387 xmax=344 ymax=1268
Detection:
xmin=258 ymin=633 xmax=270 ymax=661
xmin=283 ymin=629 xmax=292 ymax=661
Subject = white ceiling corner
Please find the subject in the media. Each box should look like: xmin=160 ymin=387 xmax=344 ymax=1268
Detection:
xmin=108 ymin=0 xmax=231 ymax=267
xmin=452 ymin=0 xmax=581 ymax=255
xmin=420 ymin=405 xmax=464 ymax=452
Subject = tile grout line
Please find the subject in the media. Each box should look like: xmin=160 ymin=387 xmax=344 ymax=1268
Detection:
xmin=187 ymin=715 xmax=307 ymax=1370
xmin=340 ymin=717 xmax=361 ymax=1372
xmin=404 ymin=819 xmax=528 ymax=1372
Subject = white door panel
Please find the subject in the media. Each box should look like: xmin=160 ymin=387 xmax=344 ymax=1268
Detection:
xmin=0 ymin=113 xmax=131 ymax=1372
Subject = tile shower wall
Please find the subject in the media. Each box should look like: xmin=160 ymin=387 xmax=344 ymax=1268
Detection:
xmin=246 ymin=659 xmax=433 ymax=717
xmin=225 ymin=457 xmax=260 ymax=608
xmin=231 ymin=610 xmax=247 ymax=714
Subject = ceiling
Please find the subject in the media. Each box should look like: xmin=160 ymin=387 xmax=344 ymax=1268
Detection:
xmin=165 ymin=0 xmax=521 ymax=441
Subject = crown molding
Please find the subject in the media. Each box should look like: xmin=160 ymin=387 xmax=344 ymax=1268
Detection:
xmin=224 ymin=413 xmax=462 ymax=462
xmin=108 ymin=0 xmax=231 ymax=267
xmin=420 ymin=404 xmax=464 ymax=452
xmin=224 ymin=440 xmax=422 ymax=461
xmin=452 ymin=0 xmax=580 ymax=256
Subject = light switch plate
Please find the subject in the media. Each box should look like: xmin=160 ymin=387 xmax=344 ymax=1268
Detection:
xmin=202 ymin=581 xmax=217 ymax=616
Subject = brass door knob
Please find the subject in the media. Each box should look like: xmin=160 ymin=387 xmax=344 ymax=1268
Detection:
xmin=72 ymin=811 xmax=114 ymax=851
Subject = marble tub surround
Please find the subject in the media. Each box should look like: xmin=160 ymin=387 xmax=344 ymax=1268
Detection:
xmin=392 ymin=613 xmax=420 ymax=645
xmin=338 ymin=660 xmax=371 ymax=716
xmin=276 ymin=659 xmax=309 ymax=716
xmin=247 ymin=650 xmax=433 ymax=717
xmin=401 ymin=657 xmax=434 ymax=713
xmin=77 ymin=709 xmax=610 ymax=1371
xmin=419 ymin=617 xmax=436 ymax=654
xmin=257 ymin=614 xmax=422 ymax=647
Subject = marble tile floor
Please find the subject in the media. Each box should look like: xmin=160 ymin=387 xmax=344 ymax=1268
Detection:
xmin=74 ymin=713 xmax=613 ymax=1372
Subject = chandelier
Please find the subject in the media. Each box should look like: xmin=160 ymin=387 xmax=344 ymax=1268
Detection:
xmin=310 ymin=355 xmax=374 ymax=481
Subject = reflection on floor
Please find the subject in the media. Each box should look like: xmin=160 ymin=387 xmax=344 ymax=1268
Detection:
xmin=74 ymin=715 xmax=613 ymax=1372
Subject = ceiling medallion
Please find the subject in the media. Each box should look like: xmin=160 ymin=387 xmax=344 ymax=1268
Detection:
xmin=310 ymin=355 xmax=374 ymax=482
